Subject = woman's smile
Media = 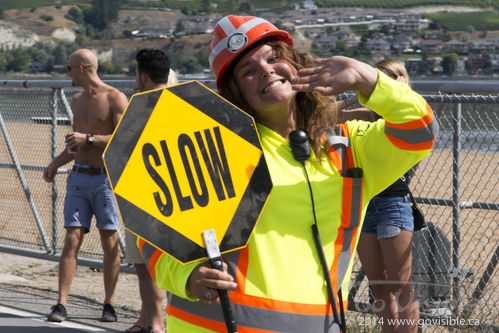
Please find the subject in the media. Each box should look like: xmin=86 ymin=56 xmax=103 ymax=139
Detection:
xmin=262 ymin=79 xmax=285 ymax=94
xmin=234 ymin=44 xmax=297 ymax=115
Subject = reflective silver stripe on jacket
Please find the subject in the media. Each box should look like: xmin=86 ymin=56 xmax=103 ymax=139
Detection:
xmin=169 ymin=293 xmax=341 ymax=333
xmin=384 ymin=115 xmax=439 ymax=144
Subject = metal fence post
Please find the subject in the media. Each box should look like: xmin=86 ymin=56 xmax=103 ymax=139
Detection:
xmin=452 ymin=102 xmax=462 ymax=314
xmin=51 ymin=88 xmax=59 ymax=254
xmin=58 ymin=88 xmax=73 ymax=125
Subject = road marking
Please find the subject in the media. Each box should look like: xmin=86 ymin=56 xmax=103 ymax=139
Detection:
xmin=0 ymin=304 xmax=107 ymax=331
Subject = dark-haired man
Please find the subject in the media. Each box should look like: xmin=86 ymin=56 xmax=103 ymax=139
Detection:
xmin=124 ymin=48 xmax=177 ymax=333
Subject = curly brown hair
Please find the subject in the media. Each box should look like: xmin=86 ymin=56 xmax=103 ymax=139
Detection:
xmin=218 ymin=39 xmax=337 ymax=162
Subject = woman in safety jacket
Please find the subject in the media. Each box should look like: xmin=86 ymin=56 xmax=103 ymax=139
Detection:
xmin=138 ymin=15 xmax=439 ymax=333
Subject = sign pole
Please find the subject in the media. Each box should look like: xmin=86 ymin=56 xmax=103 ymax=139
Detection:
xmin=203 ymin=229 xmax=238 ymax=333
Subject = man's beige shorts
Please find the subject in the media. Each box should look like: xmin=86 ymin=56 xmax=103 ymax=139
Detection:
xmin=124 ymin=230 xmax=145 ymax=265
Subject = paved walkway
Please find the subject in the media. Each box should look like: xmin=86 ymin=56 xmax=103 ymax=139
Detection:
xmin=0 ymin=283 xmax=139 ymax=332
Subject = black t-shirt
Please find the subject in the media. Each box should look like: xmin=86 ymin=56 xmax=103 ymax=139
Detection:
xmin=375 ymin=166 xmax=417 ymax=198
xmin=375 ymin=176 xmax=409 ymax=197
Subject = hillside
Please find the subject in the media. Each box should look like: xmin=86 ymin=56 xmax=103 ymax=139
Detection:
xmin=0 ymin=3 xmax=498 ymax=76
xmin=0 ymin=6 xmax=211 ymax=72
xmin=101 ymin=9 xmax=193 ymax=65
xmin=89 ymin=33 xmax=212 ymax=66
xmin=3 ymin=6 xmax=78 ymax=42
xmin=0 ymin=4 xmax=351 ymax=69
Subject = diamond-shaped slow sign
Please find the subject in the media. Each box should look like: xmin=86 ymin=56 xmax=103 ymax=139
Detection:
xmin=103 ymin=81 xmax=272 ymax=263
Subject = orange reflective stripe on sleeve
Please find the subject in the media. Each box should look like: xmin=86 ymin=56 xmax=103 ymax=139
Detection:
xmin=386 ymin=104 xmax=434 ymax=130
xmin=385 ymin=134 xmax=436 ymax=151
xmin=385 ymin=103 xmax=439 ymax=150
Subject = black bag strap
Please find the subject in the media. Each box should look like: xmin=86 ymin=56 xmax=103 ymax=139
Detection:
xmin=400 ymin=175 xmax=418 ymax=208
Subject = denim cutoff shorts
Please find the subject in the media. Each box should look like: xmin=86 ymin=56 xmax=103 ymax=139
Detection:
xmin=361 ymin=195 xmax=414 ymax=239
xmin=63 ymin=171 xmax=120 ymax=233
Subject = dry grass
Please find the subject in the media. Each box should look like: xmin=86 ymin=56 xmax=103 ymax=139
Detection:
xmin=4 ymin=6 xmax=79 ymax=36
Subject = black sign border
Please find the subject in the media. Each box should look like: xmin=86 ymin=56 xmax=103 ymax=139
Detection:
xmin=104 ymin=81 xmax=272 ymax=263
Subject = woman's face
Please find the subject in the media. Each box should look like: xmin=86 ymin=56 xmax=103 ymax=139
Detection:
xmin=232 ymin=43 xmax=297 ymax=116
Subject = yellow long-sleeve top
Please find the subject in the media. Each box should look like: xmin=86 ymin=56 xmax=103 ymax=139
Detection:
xmin=138 ymin=71 xmax=439 ymax=333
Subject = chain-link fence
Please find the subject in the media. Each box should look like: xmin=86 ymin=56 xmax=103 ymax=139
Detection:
xmin=0 ymin=81 xmax=136 ymax=270
xmin=346 ymin=93 xmax=498 ymax=332
xmin=0 ymin=80 xmax=497 ymax=332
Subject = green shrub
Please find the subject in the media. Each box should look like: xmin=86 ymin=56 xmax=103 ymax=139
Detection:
xmin=40 ymin=15 xmax=53 ymax=22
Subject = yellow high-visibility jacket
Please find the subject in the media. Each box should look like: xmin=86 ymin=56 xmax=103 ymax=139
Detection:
xmin=138 ymin=71 xmax=439 ymax=333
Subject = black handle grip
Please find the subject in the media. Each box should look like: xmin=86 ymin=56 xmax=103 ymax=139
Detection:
xmin=218 ymin=289 xmax=237 ymax=332
xmin=210 ymin=257 xmax=238 ymax=333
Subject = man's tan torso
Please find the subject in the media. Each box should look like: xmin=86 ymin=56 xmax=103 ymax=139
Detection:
xmin=72 ymin=84 xmax=121 ymax=166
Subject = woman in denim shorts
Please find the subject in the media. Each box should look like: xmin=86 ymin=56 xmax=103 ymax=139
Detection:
xmin=340 ymin=59 xmax=420 ymax=332
xmin=357 ymin=172 xmax=418 ymax=332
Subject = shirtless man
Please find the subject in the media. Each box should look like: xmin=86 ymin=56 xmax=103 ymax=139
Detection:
xmin=43 ymin=48 xmax=128 ymax=323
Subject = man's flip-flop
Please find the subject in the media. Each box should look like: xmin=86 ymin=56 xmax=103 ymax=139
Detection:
xmin=123 ymin=325 xmax=151 ymax=333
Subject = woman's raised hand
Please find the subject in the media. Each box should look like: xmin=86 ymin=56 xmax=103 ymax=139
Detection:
xmin=291 ymin=56 xmax=378 ymax=98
